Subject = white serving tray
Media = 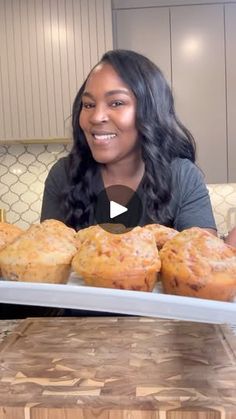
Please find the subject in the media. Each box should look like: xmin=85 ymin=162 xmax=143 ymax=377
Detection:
xmin=0 ymin=273 xmax=236 ymax=324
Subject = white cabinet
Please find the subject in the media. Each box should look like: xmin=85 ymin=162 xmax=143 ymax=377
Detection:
xmin=113 ymin=1 xmax=236 ymax=183
xmin=113 ymin=7 xmax=171 ymax=84
xmin=171 ymin=5 xmax=227 ymax=183
xmin=0 ymin=0 xmax=113 ymax=142
xmin=225 ymin=4 xmax=236 ymax=182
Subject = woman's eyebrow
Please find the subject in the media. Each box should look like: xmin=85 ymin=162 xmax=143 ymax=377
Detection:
xmin=105 ymin=89 xmax=130 ymax=97
xmin=82 ymin=89 xmax=131 ymax=99
xmin=81 ymin=92 xmax=94 ymax=99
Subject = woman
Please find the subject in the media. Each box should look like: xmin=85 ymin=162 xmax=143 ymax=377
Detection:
xmin=3 ymin=50 xmax=216 ymax=320
xmin=41 ymin=49 xmax=216 ymax=234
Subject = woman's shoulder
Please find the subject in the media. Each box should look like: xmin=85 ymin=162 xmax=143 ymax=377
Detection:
xmin=171 ymin=158 xmax=203 ymax=179
xmin=45 ymin=156 xmax=71 ymax=188
xmin=170 ymin=158 xmax=207 ymax=198
xmin=48 ymin=156 xmax=70 ymax=177
xmin=171 ymin=157 xmax=196 ymax=170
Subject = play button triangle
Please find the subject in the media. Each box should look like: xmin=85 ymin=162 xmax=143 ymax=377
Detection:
xmin=94 ymin=184 xmax=143 ymax=234
xmin=110 ymin=201 xmax=128 ymax=219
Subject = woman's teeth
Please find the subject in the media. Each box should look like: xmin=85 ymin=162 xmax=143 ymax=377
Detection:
xmin=94 ymin=134 xmax=116 ymax=140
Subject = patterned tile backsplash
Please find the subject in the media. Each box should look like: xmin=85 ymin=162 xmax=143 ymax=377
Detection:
xmin=0 ymin=144 xmax=235 ymax=235
xmin=0 ymin=144 xmax=71 ymax=229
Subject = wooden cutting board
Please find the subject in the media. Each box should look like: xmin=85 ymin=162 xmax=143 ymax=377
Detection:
xmin=0 ymin=317 xmax=236 ymax=418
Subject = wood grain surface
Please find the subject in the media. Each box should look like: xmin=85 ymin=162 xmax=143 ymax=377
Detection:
xmin=0 ymin=317 xmax=236 ymax=418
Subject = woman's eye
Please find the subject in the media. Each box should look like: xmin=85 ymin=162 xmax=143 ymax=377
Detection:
xmin=111 ymin=100 xmax=123 ymax=107
xmin=82 ymin=102 xmax=95 ymax=109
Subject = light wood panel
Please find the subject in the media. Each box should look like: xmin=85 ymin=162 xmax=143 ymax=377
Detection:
xmin=0 ymin=407 xmax=25 ymax=418
xmin=225 ymin=4 xmax=236 ymax=182
xmin=0 ymin=0 xmax=113 ymax=142
xmin=171 ymin=4 xmax=227 ymax=183
xmin=113 ymin=7 xmax=171 ymax=84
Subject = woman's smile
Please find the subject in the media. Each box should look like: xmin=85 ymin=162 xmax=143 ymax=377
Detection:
xmin=91 ymin=131 xmax=117 ymax=146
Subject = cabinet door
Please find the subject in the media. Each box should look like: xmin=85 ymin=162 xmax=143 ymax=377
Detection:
xmin=0 ymin=0 xmax=113 ymax=142
xmin=171 ymin=5 xmax=227 ymax=183
xmin=225 ymin=4 xmax=236 ymax=182
xmin=113 ymin=7 xmax=171 ymax=84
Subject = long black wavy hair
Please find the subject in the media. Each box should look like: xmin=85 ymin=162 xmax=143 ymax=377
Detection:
xmin=63 ymin=49 xmax=196 ymax=229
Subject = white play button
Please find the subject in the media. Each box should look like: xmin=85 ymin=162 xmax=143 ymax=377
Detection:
xmin=95 ymin=184 xmax=143 ymax=234
xmin=110 ymin=200 xmax=128 ymax=219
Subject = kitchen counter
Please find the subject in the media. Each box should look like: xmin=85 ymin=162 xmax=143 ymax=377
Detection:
xmin=0 ymin=316 xmax=236 ymax=418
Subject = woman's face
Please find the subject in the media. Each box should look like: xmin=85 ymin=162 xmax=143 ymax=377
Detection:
xmin=79 ymin=63 xmax=139 ymax=165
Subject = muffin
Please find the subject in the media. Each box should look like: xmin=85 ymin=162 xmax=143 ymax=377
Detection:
xmin=73 ymin=225 xmax=161 ymax=291
xmin=0 ymin=222 xmax=24 ymax=276
xmin=144 ymin=223 xmax=178 ymax=249
xmin=0 ymin=222 xmax=23 ymax=250
xmin=76 ymin=223 xmax=127 ymax=245
xmin=160 ymin=227 xmax=236 ymax=301
xmin=76 ymin=225 xmax=100 ymax=245
xmin=0 ymin=219 xmax=78 ymax=283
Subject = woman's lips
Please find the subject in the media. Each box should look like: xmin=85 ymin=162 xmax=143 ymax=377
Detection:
xmin=92 ymin=133 xmax=117 ymax=146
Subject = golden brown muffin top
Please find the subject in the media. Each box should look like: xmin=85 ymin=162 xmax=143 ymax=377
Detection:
xmin=73 ymin=224 xmax=161 ymax=274
xmin=144 ymin=223 xmax=178 ymax=249
xmin=0 ymin=222 xmax=23 ymax=251
xmin=0 ymin=219 xmax=78 ymax=265
xmin=160 ymin=227 xmax=236 ymax=275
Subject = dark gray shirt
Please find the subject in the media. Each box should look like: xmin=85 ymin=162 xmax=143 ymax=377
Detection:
xmin=41 ymin=157 xmax=216 ymax=231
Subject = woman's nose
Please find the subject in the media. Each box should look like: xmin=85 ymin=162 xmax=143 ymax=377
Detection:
xmin=89 ymin=104 xmax=108 ymax=124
